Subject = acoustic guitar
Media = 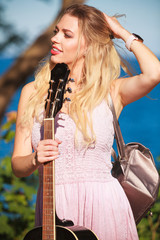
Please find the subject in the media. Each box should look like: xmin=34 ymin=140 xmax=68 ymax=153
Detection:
xmin=23 ymin=63 xmax=98 ymax=240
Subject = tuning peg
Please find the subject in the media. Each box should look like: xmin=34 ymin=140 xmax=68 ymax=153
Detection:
xmin=69 ymin=78 xmax=75 ymax=82
xmin=65 ymin=87 xmax=72 ymax=94
xmin=64 ymin=97 xmax=71 ymax=102
xmin=67 ymin=78 xmax=75 ymax=83
xmin=55 ymin=98 xmax=60 ymax=102
xmin=57 ymin=88 xmax=62 ymax=93
xmin=50 ymin=79 xmax=55 ymax=84
xmin=49 ymin=80 xmax=55 ymax=88
xmin=48 ymin=89 xmax=53 ymax=94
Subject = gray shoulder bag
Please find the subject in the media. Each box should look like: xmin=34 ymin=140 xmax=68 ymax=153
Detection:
xmin=109 ymin=95 xmax=160 ymax=224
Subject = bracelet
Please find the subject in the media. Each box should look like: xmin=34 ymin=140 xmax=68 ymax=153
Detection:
xmin=125 ymin=33 xmax=144 ymax=51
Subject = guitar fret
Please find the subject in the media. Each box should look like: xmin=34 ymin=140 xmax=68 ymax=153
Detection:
xmin=43 ymin=190 xmax=53 ymax=193
xmin=43 ymin=184 xmax=54 ymax=187
xmin=43 ymin=203 xmax=54 ymax=206
xmin=43 ymin=180 xmax=54 ymax=183
xmin=43 ymin=204 xmax=54 ymax=208
xmin=43 ymin=174 xmax=54 ymax=176
xmin=43 ymin=219 xmax=54 ymax=224
xmin=42 ymin=234 xmax=55 ymax=240
xmin=43 ymin=219 xmax=55 ymax=224
xmin=43 ymin=203 xmax=54 ymax=207
xmin=43 ymin=192 xmax=53 ymax=197
xmin=43 ymin=185 xmax=53 ymax=188
xmin=43 ymin=204 xmax=54 ymax=207
xmin=43 ymin=209 xmax=54 ymax=214
xmin=43 ymin=224 xmax=54 ymax=227
xmin=43 ymin=196 xmax=53 ymax=199
xmin=43 ymin=213 xmax=54 ymax=217
xmin=43 ymin=189 xmax=54 ymax=193
xmin=43 ymin=230 xmax=54 ymax=233
xmin=43 ymin=188 xmax=53 ymax=192
xmin=43 ymin=234 xmax=55 ymax=240
xmin=43 ymin=185 xmax=54 ymax=187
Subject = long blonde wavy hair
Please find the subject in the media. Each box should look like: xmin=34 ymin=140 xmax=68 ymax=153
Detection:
xmin=21 ymin=4 xmax=131 ymax=144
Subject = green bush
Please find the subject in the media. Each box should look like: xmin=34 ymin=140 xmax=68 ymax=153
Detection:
xmin=137 ymin=168 xmax=160 ymax=240
xmin=0 ymin=114 xmax=38 ymax=240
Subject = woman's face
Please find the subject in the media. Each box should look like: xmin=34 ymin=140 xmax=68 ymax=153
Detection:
xmin=50 ymin=14 xmax=86 ymax=68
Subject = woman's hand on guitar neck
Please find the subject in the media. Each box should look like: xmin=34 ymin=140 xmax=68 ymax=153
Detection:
xmin=35 ymin=139 xmax=62 ymax=165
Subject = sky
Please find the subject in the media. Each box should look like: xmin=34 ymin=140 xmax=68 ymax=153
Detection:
xmin=1 ymin=0 xmax=160 ymax=57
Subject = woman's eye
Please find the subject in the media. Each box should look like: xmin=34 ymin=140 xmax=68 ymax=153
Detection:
xmin=64 ymin=33 xmax=72 ymax=38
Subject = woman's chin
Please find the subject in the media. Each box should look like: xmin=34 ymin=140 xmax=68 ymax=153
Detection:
xmin=50 ymin=56 xmax=71 ymax=67
xmin=51 ymin=55 xmax=64 ymax=64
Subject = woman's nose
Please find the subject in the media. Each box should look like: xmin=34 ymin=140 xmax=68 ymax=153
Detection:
xmin=51 ymin=32 xmax=60 ymax=43
xmin=51 ymin=35 xmax=57 ymax=43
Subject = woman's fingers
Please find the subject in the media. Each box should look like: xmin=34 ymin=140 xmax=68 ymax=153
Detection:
xmin=37 ymin=152 xmax=60 ymax=162
xmin=55 ymin=138 xmax=62 ymax=144
xmin=103 ymin=13 xmax=126 ymax=39
xmin=36 ymin=139 xmax=62 ymax=164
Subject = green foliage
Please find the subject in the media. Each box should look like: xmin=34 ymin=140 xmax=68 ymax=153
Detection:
xmin=0 ymin=116 xmax=38 ymax=240
xmin=137 ymin=169 xmax=160 ymax=240
xmin=0 ymin=113 xmax=16 ymax=143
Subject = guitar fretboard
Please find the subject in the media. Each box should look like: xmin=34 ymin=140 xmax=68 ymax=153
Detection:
xmin=43 ymin=118 xmax=56 ymax=240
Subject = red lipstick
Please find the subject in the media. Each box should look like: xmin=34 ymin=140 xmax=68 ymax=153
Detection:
xmin=51 ymin=46 xmax=62 ymax=55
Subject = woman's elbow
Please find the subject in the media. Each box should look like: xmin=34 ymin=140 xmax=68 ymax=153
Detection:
xmin=151 ymin=64 xmax=160 ymax=84
xmin=11 ymin=157 xmax=30 ymax=178
xmin=11 ymin=161 xmax=23 ymax=178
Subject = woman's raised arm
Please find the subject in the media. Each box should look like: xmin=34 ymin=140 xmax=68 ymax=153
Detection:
xmin=104 ymin=14 xmax=160 ymax=107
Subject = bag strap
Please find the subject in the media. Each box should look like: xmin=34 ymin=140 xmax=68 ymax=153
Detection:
xmin=108 ymin=94 xmax=126 ymax=160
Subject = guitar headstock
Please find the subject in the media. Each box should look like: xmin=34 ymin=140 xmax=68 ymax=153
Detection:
xmin=45 ymin=63 xmax=70 ymax=118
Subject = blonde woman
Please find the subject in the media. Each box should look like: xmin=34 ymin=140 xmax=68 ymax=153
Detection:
xmin=12 ymin=4 xmax=160 ymax=240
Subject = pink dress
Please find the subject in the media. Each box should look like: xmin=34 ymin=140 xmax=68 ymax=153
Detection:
xmin=32 ymin=101 xmax=139 ymax=240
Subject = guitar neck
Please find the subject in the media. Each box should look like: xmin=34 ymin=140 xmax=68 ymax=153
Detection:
xmin=43 ymin=118 xmax=56 ymax=240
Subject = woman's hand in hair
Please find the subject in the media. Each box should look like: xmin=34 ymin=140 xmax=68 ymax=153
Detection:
xmin=103 ymin=13 xmax=130 ymax=41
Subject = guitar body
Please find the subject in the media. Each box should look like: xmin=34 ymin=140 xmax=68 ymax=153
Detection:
xmin=23 ymin=225 xmax=98 ymax=240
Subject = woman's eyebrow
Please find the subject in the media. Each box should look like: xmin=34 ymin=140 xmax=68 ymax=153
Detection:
xmin=55 ymin=25 xmax=74 ymax=34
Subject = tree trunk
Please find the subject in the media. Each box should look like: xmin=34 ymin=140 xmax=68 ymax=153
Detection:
xmin=0 ymin=0 xmax=85 ymax=124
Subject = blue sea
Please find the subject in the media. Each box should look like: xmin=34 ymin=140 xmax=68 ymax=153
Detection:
xmin=0 ymin=57 xmax=160 ymax=168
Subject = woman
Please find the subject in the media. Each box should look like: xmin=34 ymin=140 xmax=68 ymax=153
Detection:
xmin=11 ymin=4 xmax=160 ymax=240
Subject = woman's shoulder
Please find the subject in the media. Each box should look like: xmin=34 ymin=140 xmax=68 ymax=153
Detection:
xmin=18 ymin=81 xmax=36 ymax=108
xmin=21 ymin=81 xmax=35 ymax=94
xmin=20 ymin=81 xmax=36 ymax=100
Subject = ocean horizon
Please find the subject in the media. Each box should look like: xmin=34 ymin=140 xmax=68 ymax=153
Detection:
xmin=0 ymin=57 xmax=160 ymax=169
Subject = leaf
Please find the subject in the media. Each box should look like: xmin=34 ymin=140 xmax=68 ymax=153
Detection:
xmin=1 ymin=121 xmax=12 ymax=130
xmin=3 ymin=130 xmax=15 ymax=142
xmin=0 ymin=214 xmax=14 ymax=237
